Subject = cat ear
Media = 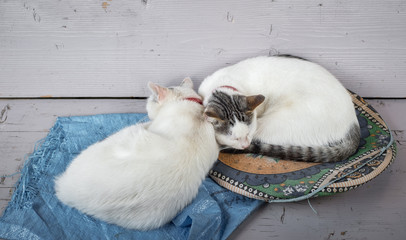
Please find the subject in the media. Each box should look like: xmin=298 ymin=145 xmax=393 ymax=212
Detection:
xmin=181 ymin=77 xmax=194 ymax=88
xmin=148 ymin=82 xmax=168 ymax=102
xmin=204 ymin=107 xmax=222 ymax=123
xmin=246 ymin=94 xmax=265 ymax=112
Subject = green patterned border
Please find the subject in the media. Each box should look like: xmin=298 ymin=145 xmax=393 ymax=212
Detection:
xmin=210 ymin=93 xmax=396 ymax=202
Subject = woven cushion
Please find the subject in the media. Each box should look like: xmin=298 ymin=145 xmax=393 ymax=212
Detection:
xmin=209 ymin=92 xmax=396 ymax=202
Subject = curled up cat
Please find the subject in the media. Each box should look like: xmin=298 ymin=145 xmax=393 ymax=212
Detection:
xmin=198 ymin=55 xmax=360 ymax=163
xmin=54 ymin=78 xmax=219 ymax=230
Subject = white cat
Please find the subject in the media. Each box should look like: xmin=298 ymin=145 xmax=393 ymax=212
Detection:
xmin=198 ymin=55 xmax=360 ymax=162
xmin=54 ymin=78 xmax=219 ymax=230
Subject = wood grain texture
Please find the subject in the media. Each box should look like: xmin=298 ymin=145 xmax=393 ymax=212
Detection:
xmin=0 ymin=99 xmax=148 ymax=216
xmin=1 ymin=0 xmax=405 ymax=98
xmin=0 ymin=99 xmax=405 ymax=240
xmin=228 ymin=99 xmax=406 ymax=239
xmin=0 ymin=99 xmax=147 ymax=132
xmin=0 ymin=188 xmax=14 ymax=215
xmin=229 ymin=144 xmax=406 ymax=240
xmin=0 ymin=99 xmax=147 ymax=186
xmin=1 ymin=1 xmax=405 ymax=238
xmin=0 ymin=132 xmax=43 ymax=188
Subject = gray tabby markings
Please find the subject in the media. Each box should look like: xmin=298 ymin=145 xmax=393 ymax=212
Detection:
xmin=223 ymin=123 xmax=361 ymax=163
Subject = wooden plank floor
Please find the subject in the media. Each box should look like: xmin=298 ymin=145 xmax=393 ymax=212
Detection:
xmin=1 ymin=98 xmax=405 ymax=239
xmin=1 ymin=0 xmax=405 ymax=239
xmin=1 ymin=0 xmax=406 ymax=98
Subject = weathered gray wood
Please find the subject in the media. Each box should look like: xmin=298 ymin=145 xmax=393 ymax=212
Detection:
xmin=367 ymin=99 xmax=406 ymax=142
xmin=0 ymin=99 xmax=147 ymax=132
xmin=0 ymin=99 xmax=147 ymax=188
xmin=0 ymin=99 xmax=149 ymax=215
xmin=1 ymin=98 xmax=403 ymax=134
xmin=1 ymin=0 xmax=405 ymax=98
xmin=1 ymin=0 xmax=405 ymax=238
xmin=228 ymin=99 xmax=406 ymax=240
xmin=0 ymin=188 xmax=14 ymax=214
xmin=229 ymin=144 xmax=406 ymax=240
xmin=0 ymin=132 xmax=44 ymax=188
xmin=0 ymin=99 xmax=405 ymax=240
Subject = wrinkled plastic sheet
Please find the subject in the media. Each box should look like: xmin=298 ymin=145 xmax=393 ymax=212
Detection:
xmin=0 ymin=113 xmax=263 ymax=240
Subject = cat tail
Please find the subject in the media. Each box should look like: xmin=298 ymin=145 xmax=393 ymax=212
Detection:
xmin=222 ymin=123 xmax=361 ymax=163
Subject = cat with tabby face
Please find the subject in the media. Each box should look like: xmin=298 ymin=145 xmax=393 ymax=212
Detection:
xmin=199 ymin=55 xmax=360 ymax=163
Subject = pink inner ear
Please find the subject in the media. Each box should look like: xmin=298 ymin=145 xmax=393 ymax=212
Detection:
xmin=181 ymin=77 xmax=193 ymax=88
xmin=158 ymin=87 xmax=168 ymax=101
xmin=149 ymin=82 xmax=168 ymax=102
xmin=156 ymin=85 xmax=168 ymax=102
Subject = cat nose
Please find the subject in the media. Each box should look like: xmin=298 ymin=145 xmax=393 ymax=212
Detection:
xmin=241 ymin=138 xmax=250 ymax=149
xmin=235 ymin=136 xmax=250 ymax=149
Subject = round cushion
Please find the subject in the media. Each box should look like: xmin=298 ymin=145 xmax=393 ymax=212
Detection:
xmin=209 ymin=92 xmax=396 ymax=202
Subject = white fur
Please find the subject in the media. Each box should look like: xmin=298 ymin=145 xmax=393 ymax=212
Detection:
xmin=54 ymin=79 xmax=219 ymax=230
xmin=218 ymin=118 xmax=255 ymax=149
xmin=198 ymin=56 xmax=358 ymax=147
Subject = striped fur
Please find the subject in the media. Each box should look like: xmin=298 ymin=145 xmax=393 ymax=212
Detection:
xmin=199 ymin=56 xmax=361 ymax=163
xmin=206 ymin=91 xmax=255 ymax=135
xmin=204 ymin=91 xmax=264 ymax=150
xmin=222 ymin=123 xmax=360 ymax=163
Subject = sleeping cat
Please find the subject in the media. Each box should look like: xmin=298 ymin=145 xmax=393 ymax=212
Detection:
xmin=54 ymin=78 xmax=219 ymax=230
xmin=198 ymin=55 xmax=360 ymax=163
